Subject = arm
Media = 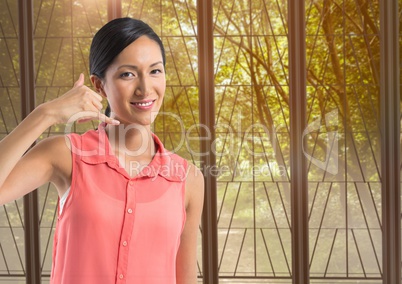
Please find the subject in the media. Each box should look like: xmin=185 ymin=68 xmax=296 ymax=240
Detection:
xmin=0 ymin=74 xmax=118 ymax=205
xmin=176 ymin=163 xmax=204 ymax=284
xmin=0 ymin=134 xmax=72 ymax=205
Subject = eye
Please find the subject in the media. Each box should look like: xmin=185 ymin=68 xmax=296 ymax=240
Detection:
xmin=150 ymin=69 xmax=163 ymax=75
xmin=120 ymin=72 xmax=135 ymax=78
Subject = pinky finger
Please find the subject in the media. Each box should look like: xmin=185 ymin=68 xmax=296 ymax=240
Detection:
xmin=64 ymin=110 xmax=99 ymax=125
xmin=64 ymin=110 xmax=120 ymax=125
xmin=99 ymin=113 xmax=120 ymax=125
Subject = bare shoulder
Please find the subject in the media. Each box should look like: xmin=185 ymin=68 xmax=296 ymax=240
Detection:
xmin=184 ymin=161 xmax=204 ymax=209
xmin=28 ymin=135 xmax=72 ymax=189
xmin=33 ymin=135 xmax=71 ymax=165
xmin=186 ymin=161 xmax=203 ymax=179
xmin=176 ymin=161 xmax=204 ymax=282
xmin=0 ymin=135 xmax=72 ymax=204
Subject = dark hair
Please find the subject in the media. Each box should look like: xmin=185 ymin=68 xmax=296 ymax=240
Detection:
xmin=90 ymin=17 xmax=165 ymax=78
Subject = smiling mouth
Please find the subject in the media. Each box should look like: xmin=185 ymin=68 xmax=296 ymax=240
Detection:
xmin=131 ymin=100 xmax=155 ymax=107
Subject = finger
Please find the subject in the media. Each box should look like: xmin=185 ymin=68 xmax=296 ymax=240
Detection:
xmin=73 ymin=73 xmax=84 ymax=88
xmin=75 ymin=111 xmax=119 ymax=126
xmin=72 ymin=110 xmax=99 ymax=124
xmin=76 ymin=117 xmax=94 ymax=124
xmin=82 ymin=89 xmax=103 ymax=104
xmin=98 ymin=113 xmax=120 ymax=125
xmin=91 ymin=91 xmax=103 ymax=102
xmin=84 ymin=88 xmax=103 ymax=102
xmin=91 ymin=99 xmax=103 ymax=110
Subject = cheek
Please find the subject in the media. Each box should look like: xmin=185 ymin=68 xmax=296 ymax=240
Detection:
xmin=158 ymin=83 xmax=166 ymax=98
xmin=159 ymin=88 xmax=165 ymax=99
xmin=107 ymin=83 xmax=133 ymax=99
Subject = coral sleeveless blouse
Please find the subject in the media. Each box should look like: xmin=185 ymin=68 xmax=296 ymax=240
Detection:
xmin=50 ymin=124 xmax=187 ymax=284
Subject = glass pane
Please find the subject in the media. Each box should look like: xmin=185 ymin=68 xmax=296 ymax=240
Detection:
xmin=306 ymin=0 xmax=382 ymax=280
xmin=214 ymin=0 xmax=291 ymax=280
xmin=0 ymin=0 xmax=24 ymax=280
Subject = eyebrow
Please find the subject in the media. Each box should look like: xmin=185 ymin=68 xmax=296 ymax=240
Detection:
xmin=117 ymin=61 xmax=164 ymax=70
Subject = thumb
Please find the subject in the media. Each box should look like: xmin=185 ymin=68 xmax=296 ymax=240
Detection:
xmin=73 ymin=73 xmax=84 ymax=88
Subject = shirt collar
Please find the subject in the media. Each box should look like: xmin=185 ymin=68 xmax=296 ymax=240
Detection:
xmin=79 ymin=123 xmax=186 ymax=182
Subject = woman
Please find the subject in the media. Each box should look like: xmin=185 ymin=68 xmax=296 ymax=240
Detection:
xmin=0 ymin=18 xmax=204 ymax=284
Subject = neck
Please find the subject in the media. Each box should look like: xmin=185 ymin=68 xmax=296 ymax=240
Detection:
xmin=105 ymin=123 xmax=156 ymax=159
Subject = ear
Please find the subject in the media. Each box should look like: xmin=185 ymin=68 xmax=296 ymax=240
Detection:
xmin=90 ymin=75 xmax=106 ymax=98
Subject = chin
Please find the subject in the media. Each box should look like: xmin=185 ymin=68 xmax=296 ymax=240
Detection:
xmin=130 ymin=119 xmax=153 ymax=126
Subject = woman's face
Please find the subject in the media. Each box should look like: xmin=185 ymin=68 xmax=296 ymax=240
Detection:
xmin=101 ymin=36 xmax=166 ymax=126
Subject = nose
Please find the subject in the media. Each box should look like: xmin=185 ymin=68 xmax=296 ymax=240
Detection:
xmin=135 ymin=76 xmax=151 ymax=97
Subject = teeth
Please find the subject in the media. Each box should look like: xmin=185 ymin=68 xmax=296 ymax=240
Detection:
xmin=134 ymin=101 xmax=153 ymax=106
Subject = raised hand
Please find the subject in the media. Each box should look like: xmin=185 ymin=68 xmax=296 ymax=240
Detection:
xmin=43 ymin=73 xmax=120 ymax=126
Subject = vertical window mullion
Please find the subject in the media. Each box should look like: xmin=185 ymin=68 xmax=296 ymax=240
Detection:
xmin=380 ymin=0 xmax=401 ymax=283
xmin=18 ymin=0 xmax=41 ymax=283
xmin=197 ymin=0 xmax=219 ymax=283
xmin=288 ymin=0 xmax=309 ymax=283
xmin=107 ymin=0 xmax=122 ymax=20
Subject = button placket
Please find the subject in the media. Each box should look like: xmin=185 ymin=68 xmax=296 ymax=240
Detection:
xmin=115 ymin=180 xmax=136 ymax=283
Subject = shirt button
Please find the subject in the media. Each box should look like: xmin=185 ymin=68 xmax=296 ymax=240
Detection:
xmin=129 ymin=181 xmax=134 ymax=186
xmin=122 ymin=241 xmax=127 ymax=246
xmin=119 ymin=274 xmax=124 ymax=279
xmin=127 ymin=208 xmax=133 ymax=214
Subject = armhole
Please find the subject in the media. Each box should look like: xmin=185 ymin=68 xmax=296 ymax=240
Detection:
xmin=180 ymin=159 xmax=189 ymax=234
xmin=58 ymin=134 xmax=77 ymax=219
xmin=59 ymin=187 xmax=70 ymax=215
